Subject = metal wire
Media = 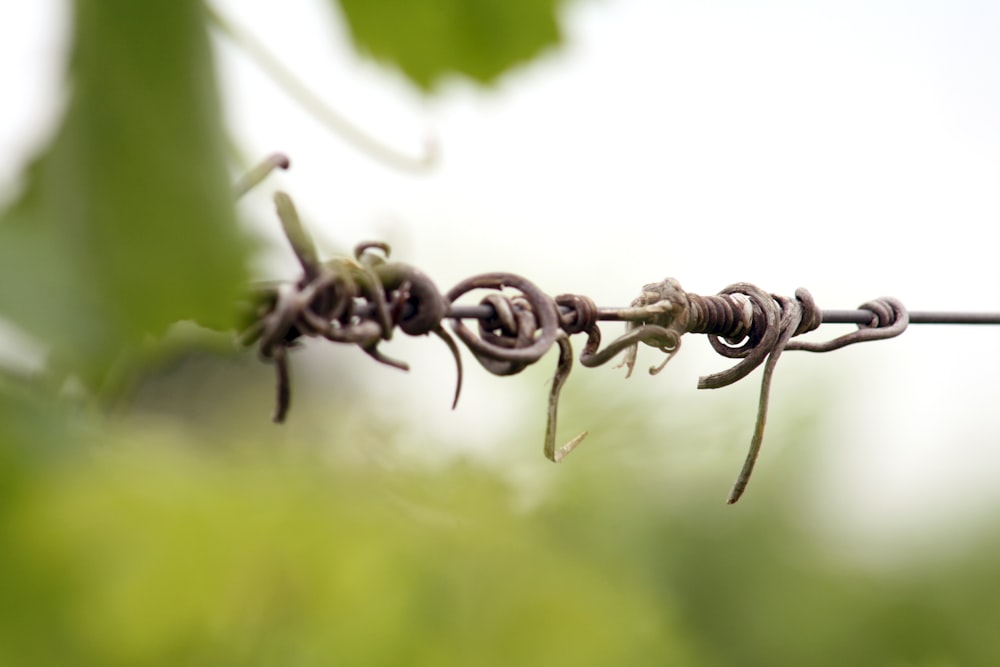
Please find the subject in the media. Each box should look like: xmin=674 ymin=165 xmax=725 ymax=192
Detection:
xmin=450 ymin=305 xmax=1000 ymax=326
xmin=822 ymin=310 xmax=1000 ymax=325
xmin=237 ymin=154 xmax=1000 ymax=507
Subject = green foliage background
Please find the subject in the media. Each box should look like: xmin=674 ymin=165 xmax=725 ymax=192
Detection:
xmin=1 ymin=1 xmax=998 ymax=665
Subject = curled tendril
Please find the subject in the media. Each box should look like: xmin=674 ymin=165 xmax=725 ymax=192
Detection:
xmin=787 ymin=297 xmax=907 ymax=352
xmin=722 ymin=292 xmax=804 ymax=504
xmin=579 ymin=323 xmax=682 ymax=373
xmin=445 ymin=273 xmax=560 ymax=372
xmin=241 ymin=168 xmax=458 ymax=420
xmin=545 ymin=333 xmax=587 ymax=462
xmin=239 ymin=158 xmax=914 ymax=504
xmin=446 ymin=275 xmax=591 ymax=460
xmin=208 ymin=8 xmax=437 ymax=174
xmin=373 ymin=258 xmax=463 ymax=408
xmin=669 ymin=282 xmax=822 ymax=503
xmin=233 ymin=153 xmax=290 ymax=199
xmin=698 ymin=283 xmax=782 ymax=390
xmin=607 ymin=278 xmax=689 ymax=377
xmin=595 ymin=279 xmax=827 ymax=503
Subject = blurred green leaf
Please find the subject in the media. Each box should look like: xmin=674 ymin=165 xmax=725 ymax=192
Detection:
xmin=2 ymin=368 xmax=1000 ymax=666
xmin=0 ymin=0 xmax=249 ymax=388
xmin=0 ymin=442 xmax=694 ymax=666
xmin=334 ymin=0 xmax=564 ymax=90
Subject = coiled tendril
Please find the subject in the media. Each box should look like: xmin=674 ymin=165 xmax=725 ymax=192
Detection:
xmin=238 ymin=154 xmax=911 ymax=503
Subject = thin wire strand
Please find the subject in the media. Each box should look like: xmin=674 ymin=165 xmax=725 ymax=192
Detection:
xmin=822 ymin=310 xmax=1000 ymax=325
xmin=443 ymin=304 xmax=1000 ymax=326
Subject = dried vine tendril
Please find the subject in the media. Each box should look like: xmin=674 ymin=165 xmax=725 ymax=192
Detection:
xmin=237 ymin=155 xmax=460 ymax=422
xmin=237 ymin=154 xmax=915 ymax=503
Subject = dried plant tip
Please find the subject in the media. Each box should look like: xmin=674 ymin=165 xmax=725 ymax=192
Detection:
xmin=433 ymin=327 xmax=464 ymax=410
xmin=233 ymin=152 xmax=291 ymax=198
xmin=544 ymin=336 xmax=587 ymax=462
xmin=274 ymin=191 xmax=321 ymax=281
xmin=272 ymin=348 xmax=291 ymax=423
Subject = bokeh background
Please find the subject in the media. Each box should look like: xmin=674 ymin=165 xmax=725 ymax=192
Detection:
xmin=1 ymin=0 xmax=999 ymax=664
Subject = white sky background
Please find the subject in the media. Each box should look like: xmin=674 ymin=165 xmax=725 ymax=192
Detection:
xmin=3 ymin=0 xmax=1000 ymax=550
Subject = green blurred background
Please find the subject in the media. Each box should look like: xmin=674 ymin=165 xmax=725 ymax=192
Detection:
xmin=1 ymin=1 xmax=999 ymax=665
xmin=5 ymin=348 xmax=1000 ymax=666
